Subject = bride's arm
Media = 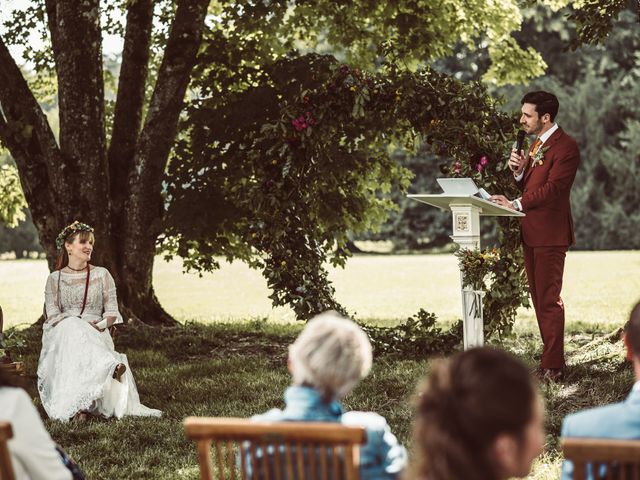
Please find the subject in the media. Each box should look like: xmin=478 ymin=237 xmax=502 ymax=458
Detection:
xmin=44 ymin=273 xmax=71 ymax=327
xmin=101 ymin=269 xmax=124 ymax=327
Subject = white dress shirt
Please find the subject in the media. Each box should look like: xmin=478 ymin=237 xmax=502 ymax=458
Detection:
xmin=514 ymin=123 xmax=559 ymax=182
xmin=0 ymin=387 xmax=71 ymax=480
xmin=512 ymin=123 xmax=559 ymax=210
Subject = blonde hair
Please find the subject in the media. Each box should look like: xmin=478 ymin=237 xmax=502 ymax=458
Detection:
xmin=288 ymin=311 xmax=373 ymax=400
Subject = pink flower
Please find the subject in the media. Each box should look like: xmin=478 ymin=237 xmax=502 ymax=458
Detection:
xmin=480 ymin=155 xmax=488 ymax=166
xmin=477 ymin=164 xmax=483 ymax=172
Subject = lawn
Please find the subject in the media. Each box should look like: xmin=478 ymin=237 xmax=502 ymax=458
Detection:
xmin=2 ymin=250 xmax=639 ymax=328
xmin=1 ymin=251 xmax=639 ymax=479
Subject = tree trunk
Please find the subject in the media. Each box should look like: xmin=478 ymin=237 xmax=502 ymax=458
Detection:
xmin=0 ymin=0 xmax=210 ymax=325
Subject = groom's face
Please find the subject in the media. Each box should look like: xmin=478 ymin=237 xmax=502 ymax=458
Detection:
xmin=520 ymin=103 xmax=544 ymax=136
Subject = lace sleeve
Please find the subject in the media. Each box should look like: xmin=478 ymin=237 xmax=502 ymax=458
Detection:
xmin=44 ymin=273 xmax=71 ymax=326
xmin=101 ymin=268 xmax=123 ymax=325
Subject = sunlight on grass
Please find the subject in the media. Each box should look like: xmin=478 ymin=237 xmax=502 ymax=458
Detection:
xmin=1 ymin=251 xmax=639 ymax=329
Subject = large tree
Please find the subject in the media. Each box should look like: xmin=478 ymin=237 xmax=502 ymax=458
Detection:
xmin=0 ymin=0 xmax=208 ymax=324
xmin=0 ymin=0 xmax=554 ymax=325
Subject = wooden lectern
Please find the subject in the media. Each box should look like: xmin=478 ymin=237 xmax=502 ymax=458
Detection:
xmin=408 ymin=194 xmax=524 ymax=349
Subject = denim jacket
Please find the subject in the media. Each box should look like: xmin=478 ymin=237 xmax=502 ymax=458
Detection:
xmin=250 ymin=386 xmax=407 ymax=479
xmin=561 ymin=384 xmax=640 ymax=480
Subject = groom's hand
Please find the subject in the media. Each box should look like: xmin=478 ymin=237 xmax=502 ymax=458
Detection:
xmin=490 ymin=195 xmax=515 ymax=210
xmin=509 ymin=148 xmax=525 ymax=175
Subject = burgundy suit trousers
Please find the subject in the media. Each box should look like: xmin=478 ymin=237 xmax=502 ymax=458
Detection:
xmin=522 ymin=244 xmax=568 ymax=369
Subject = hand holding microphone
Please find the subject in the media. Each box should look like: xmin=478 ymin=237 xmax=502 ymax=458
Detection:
xmin=509 ymin=130 xmax=526 ymax=175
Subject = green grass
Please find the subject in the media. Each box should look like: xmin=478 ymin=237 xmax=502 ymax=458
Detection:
xmin=1 ymin=251 xmax=640 ymax=479
xmin=7 ymin=320 xmax=634 ymax=479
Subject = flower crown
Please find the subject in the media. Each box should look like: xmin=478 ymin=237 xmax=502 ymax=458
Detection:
xmin=56 ymin=221 xmax=94 ymax=249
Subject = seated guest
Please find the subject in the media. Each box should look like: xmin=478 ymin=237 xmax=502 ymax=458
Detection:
xmin=413 ymin=347 xmax=544 ymax=480
xmin=561 ymin=301 xmax=640 ymax=480
xmin=252 ymin=311 xmax=407 ymax=479
xmin=0 ymin=368 xmax=71 ymax=480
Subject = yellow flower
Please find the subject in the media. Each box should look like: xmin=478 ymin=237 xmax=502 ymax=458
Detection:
xmin=281 ymin=261 xmax=287 ymax=267
xmin=271 ymin=160 xmax=278 ymax=165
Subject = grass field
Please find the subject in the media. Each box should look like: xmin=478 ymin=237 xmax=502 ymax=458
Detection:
xmin=1 ymin=251 xmax=639 ymax=479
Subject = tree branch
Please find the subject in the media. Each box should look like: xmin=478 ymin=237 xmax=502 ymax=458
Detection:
xmin=0 ymin=35 xmax=64 ymax=259
xmin=108 ymin=0 xmax=154 ymax=201
xmin=122 ymin=0 xmax=209 ymax=277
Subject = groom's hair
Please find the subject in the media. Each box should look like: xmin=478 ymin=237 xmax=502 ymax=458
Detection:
xmin=521 ymin=91 xmax=559 ymax=122
xmin=626 ymin=302 xmax=640 ymax=356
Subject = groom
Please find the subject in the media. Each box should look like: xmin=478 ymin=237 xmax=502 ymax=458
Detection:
xmin=491 ymin=91 xmax=580 ymax=382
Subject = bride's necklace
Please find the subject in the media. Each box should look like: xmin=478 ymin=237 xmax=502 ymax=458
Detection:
xmin=66 ymin=263 xmax=88 ymax=272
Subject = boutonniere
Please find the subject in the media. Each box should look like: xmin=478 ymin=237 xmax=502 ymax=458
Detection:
xmin=531 ymin=146 xmax=550 ymax=168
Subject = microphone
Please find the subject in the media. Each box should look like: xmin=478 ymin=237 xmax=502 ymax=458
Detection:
xmin=512 ymin=130 xmax=526 ymax=171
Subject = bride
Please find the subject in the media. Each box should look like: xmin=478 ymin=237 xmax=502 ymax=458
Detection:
xmin=38 ymin=220 xmax=161 ymax=422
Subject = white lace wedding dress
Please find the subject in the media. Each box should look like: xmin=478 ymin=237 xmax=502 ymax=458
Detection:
xmin=38 ymin=266 xmax=161 ymax=421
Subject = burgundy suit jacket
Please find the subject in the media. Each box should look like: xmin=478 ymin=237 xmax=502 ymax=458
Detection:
xmin=516 ymin=127 xmax=580 ymax=247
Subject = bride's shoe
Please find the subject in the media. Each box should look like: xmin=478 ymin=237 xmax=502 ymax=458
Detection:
xmin=72 ymin=411 xmax=89 ymax=423
xmin=113 ymin=363 xmax=126 ymax=382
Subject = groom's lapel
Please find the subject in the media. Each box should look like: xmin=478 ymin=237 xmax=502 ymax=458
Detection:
xmin=524 ymin=128 xmax=564 ymax=183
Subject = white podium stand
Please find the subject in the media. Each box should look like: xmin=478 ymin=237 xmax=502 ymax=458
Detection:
xmin=407 ymin=194 xmax=524 ymax=349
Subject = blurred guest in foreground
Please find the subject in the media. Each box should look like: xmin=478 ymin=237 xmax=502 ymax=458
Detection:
xmin=252 ymin=311 xmax=407 ymax=479
xmin=0 ymin=368 xmax=71 ymax=480
xmin=413 ymin=347 xmax=544 ymax=480
xmin=561 ymin=301 xmax=640 ymax=480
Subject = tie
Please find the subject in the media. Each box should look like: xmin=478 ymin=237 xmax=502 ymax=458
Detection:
xmin=530 ymin=138 xmax=542 ymax=165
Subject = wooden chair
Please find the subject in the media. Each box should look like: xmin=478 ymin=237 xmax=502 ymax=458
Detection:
xmin=562 ymin=438 xmax=640 ymax=479
xmin=184 ymin=417 xmax=367 ymax=480
xmin=0 ymin=422 xmax=15 ymax=480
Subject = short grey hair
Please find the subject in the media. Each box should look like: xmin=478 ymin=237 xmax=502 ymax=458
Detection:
xmin=288 ymin=311 xmax=373 ymax=400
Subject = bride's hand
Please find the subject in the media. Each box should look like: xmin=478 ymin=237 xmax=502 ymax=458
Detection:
xmin=91 ymin=320 xmax=105 ymax=332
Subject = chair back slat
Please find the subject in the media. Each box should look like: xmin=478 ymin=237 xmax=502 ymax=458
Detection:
xmin=273 ymin=443 xmax=283 ymax=480
xmin=185 ymin=418 xmax=366 ymax=480
xmin=562 ymin=438 xmax=640 ymax=480
xmin=260 ymin=443 xmax=270 ymax=480
xmin=249 ymin=442 xmax=259 ymax=480
xmin=320 ymin=446 xmax=329 ymax=480
xmin=308 ymin=445 xmax=317 ymax=480
xmin=296 ymin=442 xmax=305 ymax=480
xmin=284 ymin=443 xmax=295 ymax=480
xmin=239 ymin=442 xmax=248 ymax=480
xmin=215 ymin=442 xmax=225 ymax=479
xmin=227 ymin=442 xmax=236 ymax=480
xmin=0 ymin=422 xmax=15 ymax=480
xmin=331 ymin=446 xmax=340 ymax=480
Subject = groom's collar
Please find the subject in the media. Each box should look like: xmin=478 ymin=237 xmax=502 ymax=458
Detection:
xmin=537 ymin=123 xmax=559 ymax=144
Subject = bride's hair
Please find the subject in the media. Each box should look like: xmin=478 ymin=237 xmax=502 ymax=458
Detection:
xmin=55 ymin=230 xmax=95 ymax=270
xmin=412 ymin=347 xmax=536 ymax=480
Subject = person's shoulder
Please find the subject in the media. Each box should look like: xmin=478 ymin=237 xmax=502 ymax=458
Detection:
xmin=557 ymin=128 xmax=579 ymax=150
xmin=562 ymin=401 xmax=630 ymax=437
xmin=342 ymin=411 xmax=388 ymax=431
xmin=251 ymin=408 xmax=286 ymax=422
xmin=0 ymin=386 xmax=31 ymax=412
xmin=91 ymin=265 xmax=110 ymax=276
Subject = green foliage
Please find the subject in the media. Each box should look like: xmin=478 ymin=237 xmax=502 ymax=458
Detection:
xmin=0 ymin=164 xmax=26 ymax=228
xmin=164 ymin=52 xmax=528 ymax=341
xmin=568 ymin=0 xmax=633 ymax=48
xmin=359 ymin=309 xmax=463 ymax=357
xmin=455 ymin=246 xmax=530 ymax=337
